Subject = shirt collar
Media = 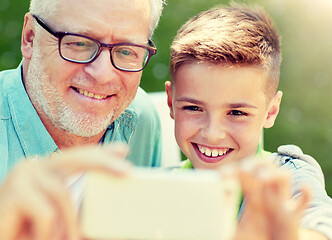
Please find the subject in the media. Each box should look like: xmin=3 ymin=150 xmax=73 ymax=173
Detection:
xmin=8 ymin=63 xmax=58 ymax=158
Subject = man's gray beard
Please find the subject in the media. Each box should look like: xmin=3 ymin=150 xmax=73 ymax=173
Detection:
xmin=25 ymin=47 xmax=117 ymax=138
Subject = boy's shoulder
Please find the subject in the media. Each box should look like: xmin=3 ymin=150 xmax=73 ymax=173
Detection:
xmin=270 ymin=144 xmax=325 ymax=187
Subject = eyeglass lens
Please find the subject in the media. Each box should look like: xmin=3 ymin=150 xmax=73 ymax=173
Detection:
xmin=59 ymin=34 xmax=149 ymax=71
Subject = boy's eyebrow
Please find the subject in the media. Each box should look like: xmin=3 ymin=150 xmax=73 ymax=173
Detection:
xmin=175 ymin=98 xmax=258 ymax=109
xmin=227 ymin=103 xmax=258 ymax=109
xmin=175 ymin=97 xmax=203 ymax=105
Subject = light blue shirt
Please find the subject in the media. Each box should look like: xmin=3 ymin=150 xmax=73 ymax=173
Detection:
xmin=0 ymin=64 xmax=162 ymax=182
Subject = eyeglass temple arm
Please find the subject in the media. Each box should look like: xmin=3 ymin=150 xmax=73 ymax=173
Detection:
xmin=148 ymin=39 xmax=157 ymax=54
xmin=32 ymin=14 xmax=59 ymax=38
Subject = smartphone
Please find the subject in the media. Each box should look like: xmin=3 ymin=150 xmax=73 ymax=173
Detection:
xmin=80 ymin=167 xmax=240 ymax=240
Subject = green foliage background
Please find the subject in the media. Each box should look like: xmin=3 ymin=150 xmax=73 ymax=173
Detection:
xmin=1 ymin=0 xmax=332 ymax=195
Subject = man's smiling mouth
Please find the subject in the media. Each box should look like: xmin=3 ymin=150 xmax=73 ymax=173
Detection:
xmin=73 ymin=87 xmax=109 ymax=100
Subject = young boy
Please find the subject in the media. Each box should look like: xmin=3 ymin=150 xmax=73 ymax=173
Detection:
xmin=165 ymin=3 xmax=332 ymax=239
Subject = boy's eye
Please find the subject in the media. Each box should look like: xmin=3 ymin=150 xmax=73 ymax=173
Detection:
xmin=183 ymin=105 xmax=201 ymax=112
xmin=228 ymin=110 xmax=248 ymax=116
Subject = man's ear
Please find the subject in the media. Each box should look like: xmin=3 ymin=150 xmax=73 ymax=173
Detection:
xmin=165 ymin=81 xmax=174 ymax=120
xmin=264 ymin=90 xmax=283 ymax=129
xmin=21 ymin=13 xmax=35 ymax=60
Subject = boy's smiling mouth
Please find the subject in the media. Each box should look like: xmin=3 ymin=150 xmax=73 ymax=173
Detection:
xmin=197 ymin=144 xmax=230 ymax=157
xmin=193 ymin=143 xmax=233 ymax=163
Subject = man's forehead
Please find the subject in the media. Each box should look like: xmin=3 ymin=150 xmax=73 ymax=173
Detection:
xmin=52 ymin=0 xmax=151 ymax=42
xmin=55 ymin=0 xmax=151 ymax=17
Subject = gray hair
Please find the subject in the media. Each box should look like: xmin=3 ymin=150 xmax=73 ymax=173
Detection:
xmin=149 ymin=0 xmax=166 ymax=37
xmin=29 ymin=0 xmax=166 ymax=37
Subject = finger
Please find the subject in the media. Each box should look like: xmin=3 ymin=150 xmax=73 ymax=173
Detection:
xmin=237 ymin=171 xmax=265 ymax=212
xmin=0 ymin=161 xmax=79 ymax=240
xmin=265 ymin=168 xmax=292 ymax=201
xmin=15 ymin=163 xmax=66 ymax=240
xmin=0 ymin=197 xmax=25 ymax=240
xmin=39 ymin=145 xmax=133 ymax=179
xmin=0 ymin=162 xmax=47 ymax=240
xmin=238 ymin=156 xmax=276 ymax=172
xmin=103 ymin=142 xmax=130 ymax=160
xmin=1 ymin=176 xmax=57 ymax=240
xmin=294 ymin=185 xmax=311 ymax=213
xmin=237 ymin=162 xmax=287 ymax=218
xmin=26 ymin=190 xmax=58 ymax=240
xmin=33 ymin=169 xmax=80 ymax=240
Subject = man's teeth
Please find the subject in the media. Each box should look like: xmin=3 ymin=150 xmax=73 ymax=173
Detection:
xmin=198 ymin=145 xmax=228 ymax=157
xmin=78 ymin=88 xmax=108 ymax=100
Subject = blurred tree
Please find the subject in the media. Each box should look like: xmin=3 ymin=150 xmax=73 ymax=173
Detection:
xmin=0 ymin=0 xmax=28 ymax=70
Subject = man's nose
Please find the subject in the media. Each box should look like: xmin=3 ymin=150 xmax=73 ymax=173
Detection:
xmin=84 ymin=49 xmax=118 ymax=84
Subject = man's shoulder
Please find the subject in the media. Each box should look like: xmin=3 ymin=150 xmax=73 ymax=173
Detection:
xmin=0 ymin=67 xmax=21 ymax=118
xmin=122 ymin=88 xmax=163 ymax=167
xmin=110 ymin=87 xmax=161 ymax=142
xmin=0 ymin=67 xmax=21 ymax=90
xmin=129 ymin=87 xmax=160 ymax=123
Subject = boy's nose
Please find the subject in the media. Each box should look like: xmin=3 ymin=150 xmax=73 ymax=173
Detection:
xmin=201 ymin=119 xmax=227 ymax=142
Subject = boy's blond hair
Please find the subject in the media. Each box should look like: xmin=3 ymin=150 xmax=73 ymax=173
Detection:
xmin=170 ymin=3 xmax=281 ymax=99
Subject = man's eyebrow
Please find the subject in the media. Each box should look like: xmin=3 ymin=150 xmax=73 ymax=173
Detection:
xmin=66 ymin=27 xmax=93 ymax=35
xmin=66 ymin=27 xmax=104 ymax=39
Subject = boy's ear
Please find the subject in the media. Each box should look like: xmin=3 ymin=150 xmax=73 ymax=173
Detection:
xmin=21 ymin=13 xmax=35 ymax=60
xmin=165 ymin=81 xmax=174 ymax=119
xmin=264 ymin=90 xmax=283 ymax=129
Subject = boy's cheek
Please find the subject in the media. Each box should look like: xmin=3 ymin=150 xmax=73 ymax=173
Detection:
xmin=174 ymin=122 xmax=192 ymax=141
xmin=174 ymin=119 xmax=198 ymax=148
xmin=235 ymin=131 xmax=262 ymax=159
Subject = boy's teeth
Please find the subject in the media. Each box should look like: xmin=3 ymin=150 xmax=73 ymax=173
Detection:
xmin=212 ymin=149 xmax=219 ymax=157
xmin=78 ymin=88 xmax=107 ymax=99
xmin=205 ymin=148 xmax=212 ymax=157
xmin=197 ymin=145 xmax=228 ymax=157
xmin=219 ymin=150 xmax=225 ymax=155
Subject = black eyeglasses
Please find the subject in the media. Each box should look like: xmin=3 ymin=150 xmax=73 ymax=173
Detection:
xmin=32 ymin=15 xmax=157 ymax=72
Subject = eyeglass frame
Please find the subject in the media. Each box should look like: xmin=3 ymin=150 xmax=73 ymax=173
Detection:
xmin=32 ymin=14 xmax=157 ymax=72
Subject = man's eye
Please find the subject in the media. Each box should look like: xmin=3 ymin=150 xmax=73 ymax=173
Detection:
xmin=183 ymin=105 xmax=201 ymax=111
xmin=74 ymin=42 xmax=86 ymax=47
xmin=228 ymin=110 xmax=247 ymax=116
xmin=120 ymin=49 xmax=133 ymax=56
xmin=116 ymin=47 xmax=137 ymax=57
xmin=66 ymin=41 xmax=88 ymax=48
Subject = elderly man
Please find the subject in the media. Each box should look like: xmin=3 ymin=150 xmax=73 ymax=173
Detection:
xmin=0 ymin=0 xmax=165 ymax=239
